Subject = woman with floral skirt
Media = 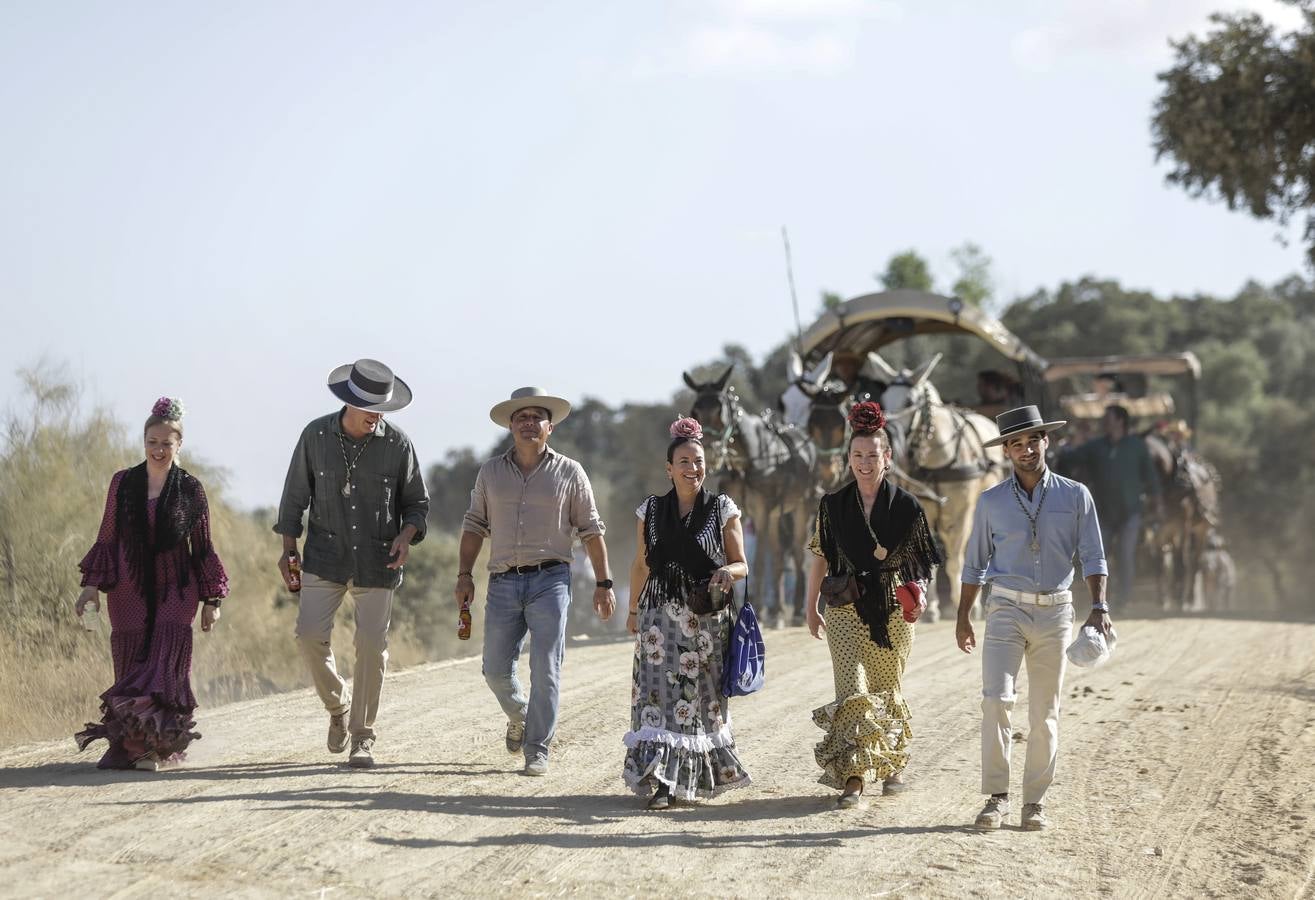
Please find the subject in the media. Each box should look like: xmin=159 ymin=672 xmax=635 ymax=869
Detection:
xmin=622 ymin=418 xmax=750 ymax=810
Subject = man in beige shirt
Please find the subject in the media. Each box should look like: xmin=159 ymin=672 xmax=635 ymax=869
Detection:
xmin=457 ymin=387 xmax=616 ymax=776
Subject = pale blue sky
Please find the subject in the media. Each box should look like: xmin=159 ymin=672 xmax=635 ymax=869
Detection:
xmin=2 ymin=0 xmax=1306 ymax=509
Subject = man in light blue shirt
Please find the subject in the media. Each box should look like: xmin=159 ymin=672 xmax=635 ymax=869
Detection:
xmin=957 ymin=406 xmax=1112 ymax=832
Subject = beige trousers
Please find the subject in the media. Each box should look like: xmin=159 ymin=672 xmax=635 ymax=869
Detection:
xmin=295 ymin=571 xmax=394 ymax=740
xmin=980 ymin=592 xmax=1074 ymax=804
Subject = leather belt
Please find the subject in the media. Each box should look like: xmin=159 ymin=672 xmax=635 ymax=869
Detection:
xmin=989 ymin=585 xmax=1072 ymax=607
xmin=504 ymin=560 xmax=567 ymax=575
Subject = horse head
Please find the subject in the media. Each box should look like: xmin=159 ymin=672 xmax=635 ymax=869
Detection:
xmin=878 ymin=354 xmax=945 ymax=469
xmin=780 ymin=351 xmax=833 ymax=430
xmin=682 ymin=365 xmax=738 ymax=435
xmin=806 ymin=378 xmax=853 ymax=488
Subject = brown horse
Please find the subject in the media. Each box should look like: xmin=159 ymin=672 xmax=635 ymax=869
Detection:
xmin=1146 ymin=434 xmax=1222 ymax=611
xmin=684 ymin=367 xmax=817 ymax=626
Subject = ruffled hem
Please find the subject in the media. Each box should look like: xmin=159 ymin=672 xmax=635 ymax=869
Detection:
xmin=622 ymin=735 xmax=751 ymax=801
xmin=812 ymin=690 xmax=912 ymax=790
xmin=78 ymin=542 xmax=117 ymax=590
xmin=75 ymin=694 xmax=200 ymax=769
xmin=622 ymin=723 xmax=736 ymax=752
xmin=198 ymin=553 xmax=230 ymax=600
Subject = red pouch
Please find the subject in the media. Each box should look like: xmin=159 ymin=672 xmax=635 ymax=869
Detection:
xmin=896 ymin=581 xmax=925 ymax=623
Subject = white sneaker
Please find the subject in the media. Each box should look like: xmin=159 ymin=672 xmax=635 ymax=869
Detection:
xmin=348 ymin=737 xmax=375 ymax=768
xmin=1021 ymin=802 xmax=1048 ymax=830
xmin=975 ymin=795 xmax=1010 ymax=829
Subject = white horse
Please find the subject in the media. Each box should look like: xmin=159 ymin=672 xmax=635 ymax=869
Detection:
xmin=873 ymin=352 xmax=1006 ymax=622
xmin=780 ymin=351 xmax=834 ymax=430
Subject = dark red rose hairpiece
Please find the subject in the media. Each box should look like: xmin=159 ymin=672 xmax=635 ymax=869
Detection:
xmin=848 ymin=401 xmax=886 ymax=435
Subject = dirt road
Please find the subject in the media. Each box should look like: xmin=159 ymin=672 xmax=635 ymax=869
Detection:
xmin=2 ymin=615 xmax=1314 ymax=898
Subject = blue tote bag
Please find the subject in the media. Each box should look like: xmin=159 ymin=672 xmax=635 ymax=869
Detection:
xmin=722 ymin=595 xmax=765 ymax=697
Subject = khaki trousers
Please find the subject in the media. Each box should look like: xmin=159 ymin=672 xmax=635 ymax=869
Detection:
xmin=980 ymin=593 xmax=1074 ymax=804
xmin=295 ymin=571 xmax=394 ymax=740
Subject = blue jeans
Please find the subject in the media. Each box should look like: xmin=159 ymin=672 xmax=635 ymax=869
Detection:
xmin=1101 ymin=512 xmax=1141 ymax=604
xmin=482 ymin=565 xmax=571 ymax=762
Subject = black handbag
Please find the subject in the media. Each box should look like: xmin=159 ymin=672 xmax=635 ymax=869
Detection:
xmin=819 ymin=574 xmax=861 ymax=608
xmin=686 ymin=578 xmax=731 ymax=615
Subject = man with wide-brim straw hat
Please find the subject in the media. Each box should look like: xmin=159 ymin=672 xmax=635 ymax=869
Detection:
xmin=274 ymin=358 xmax=430 ymax=769
xmin=458 ymin=386 xmax=616 ymax=777
xmin=956 ymin=405 xmax=1111 ymax=831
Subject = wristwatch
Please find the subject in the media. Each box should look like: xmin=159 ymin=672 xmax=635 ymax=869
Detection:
xmin=1091 ymin=602 xmax=1110 ymax=614
xmin=596 ymin=579 xmax=614 ymax=589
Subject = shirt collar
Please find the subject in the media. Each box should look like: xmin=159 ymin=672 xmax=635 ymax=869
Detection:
xmin=333 ymin=407 xmax=388 ymax=440
xmin=1011 ymin=466 xmax=1053 ymax=496
xmin=502 ymin=444 xmax=555 ymax=464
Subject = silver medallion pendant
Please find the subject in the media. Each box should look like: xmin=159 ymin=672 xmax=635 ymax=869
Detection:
xmin=1030 ymin=539 xmax=1040 ymax=553
xmin=874 ymin=543 xmax=888 ymax=561
xmin=341 ymin=482 xmax=352 ymax=498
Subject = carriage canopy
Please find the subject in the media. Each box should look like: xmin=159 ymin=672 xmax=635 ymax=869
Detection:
xmin=798 ymin=289 xmax=1051 ymax=408
xmin=1042 ymin=352 xmax=1201 ymax=432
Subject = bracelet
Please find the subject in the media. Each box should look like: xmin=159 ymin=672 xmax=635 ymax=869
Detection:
xmin=457 ymin=571 xmax=473 ymax=579
xmin=203 ymin=599 xmax=222 ymax=609
xmin=628 ymin=609 xmax=639 ymax=615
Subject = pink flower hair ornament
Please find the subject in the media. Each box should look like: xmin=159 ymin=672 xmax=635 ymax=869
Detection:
xmin=669 ymin=417 xmax=704 ymax=440
xmin=152 ymin=397 xmax=186 ymax=421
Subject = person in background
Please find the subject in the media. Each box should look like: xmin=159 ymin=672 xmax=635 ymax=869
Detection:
xmin=1060 ymin=404 xmax=1161 ymax=603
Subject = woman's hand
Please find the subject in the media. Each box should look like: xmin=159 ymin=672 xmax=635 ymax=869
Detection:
xmin=710 ymin=566 xmax=736 ymax=593
xmin=806 ymin=604 xmax=826 ymax=640
xmin=75 ymin=586 xmax=100 ymax=620
xmin=626 ymin=610 xmax=639 ymax=635
xmin=201 ymin=604 xmax=221 ymax=632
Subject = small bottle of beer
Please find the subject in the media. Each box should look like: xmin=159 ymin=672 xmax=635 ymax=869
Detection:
xmin=287 ymin=550 xmax=302 ymax=593
xmin=458 ymin=597 xmax=472 ymax=640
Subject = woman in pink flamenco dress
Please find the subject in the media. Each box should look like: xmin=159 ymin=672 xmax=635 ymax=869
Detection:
xmin=74 ymin=397 xmax=229 ymax=770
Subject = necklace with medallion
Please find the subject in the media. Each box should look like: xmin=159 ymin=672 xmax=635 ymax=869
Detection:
xmin=1010 ymin=475 xmax=1049 ymax=553
xmin=857 ymin=488 xmax=889 ymax=560
xmin=337 ymin=431 xmax=375 ymax=497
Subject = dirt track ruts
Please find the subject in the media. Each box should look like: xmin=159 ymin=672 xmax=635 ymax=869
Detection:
xmin=2 ymin=615 xmax=1314 ymax=898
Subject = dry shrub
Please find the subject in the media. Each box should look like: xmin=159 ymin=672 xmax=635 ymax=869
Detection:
xmin=0 ymin=365 xmax=445 ymax=748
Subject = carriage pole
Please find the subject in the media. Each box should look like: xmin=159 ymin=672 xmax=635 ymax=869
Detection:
xmin=782 ymin=226 xmax=804 ymax=352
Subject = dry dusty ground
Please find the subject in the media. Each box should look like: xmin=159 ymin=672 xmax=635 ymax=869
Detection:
xmin=2 ymin=615 xmax=1314 ymax=899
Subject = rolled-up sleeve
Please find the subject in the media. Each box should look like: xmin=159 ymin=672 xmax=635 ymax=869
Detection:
xmin=274 ymin=427 xmax=312 ymax=538
xmin=569 ymin=464 xmax=605 ymax=539
xmin=1077 ymin=484 xmax=1108 ymax=576
xmin=462 ymin=466 xmax=491 ymax=537
xmin=399 ymin=439 xmax=430 ymax=543
xmin=961 ymin=495 xmax=992 ymax=585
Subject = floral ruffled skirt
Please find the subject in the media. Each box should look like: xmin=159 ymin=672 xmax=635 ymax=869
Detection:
xmin=622 ymin=599 xmax=751 ymax=800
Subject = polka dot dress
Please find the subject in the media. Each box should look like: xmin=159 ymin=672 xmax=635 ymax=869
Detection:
xmin=811 ymin=604 xmax=914 ymax=790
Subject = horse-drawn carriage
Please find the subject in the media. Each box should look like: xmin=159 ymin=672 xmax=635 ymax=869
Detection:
xmin=684 ymin=291 xmax=1230 ymax=623
xmin=1042 ymin=352 xmax=1231 ymax=610
xmin=685 ymin=289 xmax=1054 ymax=625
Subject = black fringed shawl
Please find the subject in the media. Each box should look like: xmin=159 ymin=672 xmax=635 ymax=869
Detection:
xmin=115 ymin=463 xmax=208 ymax=659
xmin=816 ymin=478 xmax=941 ymax=648
xmin=643 ymin=488 xmax=720 ymax=600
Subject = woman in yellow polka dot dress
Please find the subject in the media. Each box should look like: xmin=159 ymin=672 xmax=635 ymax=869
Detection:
xmin=805 ymin=401 xmax=941 ymax=808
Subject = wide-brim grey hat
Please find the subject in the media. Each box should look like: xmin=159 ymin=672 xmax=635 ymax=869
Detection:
xmin=982 ymin=404 xmax=1067 ymax=448
xmin=327 ymin=359 xmax=413 ymax=413
xmin=489 ymin=387 xmax=571 ymax=427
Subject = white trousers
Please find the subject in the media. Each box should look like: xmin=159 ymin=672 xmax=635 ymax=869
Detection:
xmin=980 ymin=593 xmax=1074 ymax=804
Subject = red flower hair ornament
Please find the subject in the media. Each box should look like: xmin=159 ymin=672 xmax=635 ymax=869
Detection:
xmin=847 ymin=401 xmax=886 ymax=435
